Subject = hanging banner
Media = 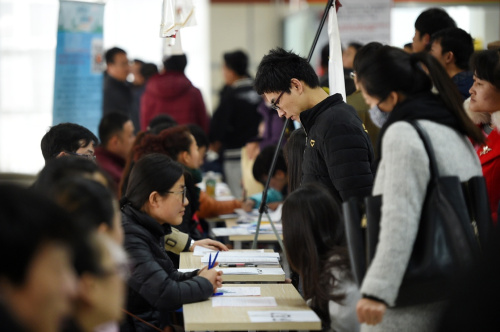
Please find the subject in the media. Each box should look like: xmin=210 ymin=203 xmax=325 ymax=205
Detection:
xmin=336 ymin=0 xmax=392 ymax=46
xmin=52 ymin=0 xmax=105 ymax=136
xmin=328 ymin=1 xmax=346 ymax=100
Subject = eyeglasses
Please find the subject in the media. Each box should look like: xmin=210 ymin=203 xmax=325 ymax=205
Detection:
xmin=167 ymin=186 xmax=187 ymax=203
xmin=66 ymin=151 xmax=96 ymax=161
xmin=349 ymin=71 xmax=356 ymax=79
xmin=270 ymin=91 xmax=285 ymax=111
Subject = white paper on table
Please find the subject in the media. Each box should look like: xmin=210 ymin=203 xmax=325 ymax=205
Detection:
xmin=215 ymin=267 xmax=285 ymax=275
xmin=193 ymin=246 xmax=215 ymax=256
xmin=177 ymin=268 xmax=197 ymax=273
xmin=201 ymin=252 xmax=280 ymax=265
xmin=215 ymin=287 xmax=260 ymax=296
xmin=247 ymin=310 xmax=321 ymax=323
xmin=212 ymin=296 xmax=277 ymax=307
xmin=211 ymin=227 xmax=250 ymax=237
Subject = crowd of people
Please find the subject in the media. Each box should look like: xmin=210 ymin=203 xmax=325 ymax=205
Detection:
xmin=1 ymin=5 xmax=500 ymax=332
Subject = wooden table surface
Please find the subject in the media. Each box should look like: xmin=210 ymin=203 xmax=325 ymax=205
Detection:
xmin=183 ymin=283 xmax=321 ymax=331
xmin=179 ymin=250 xmax=285 ymax=283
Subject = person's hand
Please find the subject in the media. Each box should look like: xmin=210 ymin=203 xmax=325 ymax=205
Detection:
xmin=190 ymin=239 xmax=229 ymax=251
xmin=356 ymin=298 xmax=387 ymax=326
xmin=198 ymin=265 xmax=223 ymax=292
xmin=242 ymin=199 xmax=255 ymax=212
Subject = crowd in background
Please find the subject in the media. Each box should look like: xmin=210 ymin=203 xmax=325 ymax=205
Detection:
xmin=1 ymin=5 xmax=500 ymax=332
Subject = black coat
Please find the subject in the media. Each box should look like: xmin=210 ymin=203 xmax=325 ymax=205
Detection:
xmin=102 ymin=73 xmax=133 ymax=117
xmin=121 ymin=205 xmax=213 ymax=332
xmin=300 ymin=94 xmax=375 ymax=204
xmin=209 ymin=79 xmax=263 ymax=149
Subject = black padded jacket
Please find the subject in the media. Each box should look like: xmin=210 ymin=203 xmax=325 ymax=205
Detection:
xmin=300 ymin=94 xmax=375 ymax=204
xmin=120 ymin=204 xmax=213 ymax=332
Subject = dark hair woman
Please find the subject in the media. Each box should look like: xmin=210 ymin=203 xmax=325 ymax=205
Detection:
xmin=354 ymin=46 xmax=484 ymax=332
xmin=282 ymin=183 xmax=360 ymax=332
xmin=466 ymin=50 xmax=500 ymax=223
xmin=120 ymin=153 xmax=222 ymax=332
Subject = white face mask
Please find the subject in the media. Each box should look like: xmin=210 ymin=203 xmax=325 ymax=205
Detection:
xmin=368 ymin=104 xmax=390 ymax=128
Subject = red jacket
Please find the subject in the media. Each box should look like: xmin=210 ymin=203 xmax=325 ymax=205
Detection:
xmin=475 ymin=128 xmax=500 ymax=223
xmin=95 ymin=146 xmax=125 ymax=189
xmin=140 ymin=71 xmax=209 ymax=132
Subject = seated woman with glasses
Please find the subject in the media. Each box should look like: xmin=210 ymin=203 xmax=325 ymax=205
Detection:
xmin=120 ymin=153 xmax=223 ymax=332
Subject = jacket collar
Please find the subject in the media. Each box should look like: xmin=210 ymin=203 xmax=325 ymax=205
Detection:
xmin=299 ymin=94 xmax=344 ymax=134
xmin=122 ymin=204 xmax=172 ymax=237
xmin=94 ymin=146 xmax=126 ymax=167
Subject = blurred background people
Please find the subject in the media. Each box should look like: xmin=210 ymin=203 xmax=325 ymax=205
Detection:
xmin=412 ymin=7 xmax=456 ymax=53
xmin=140 ymin=54 xmax=209 ymax=133
xmin=103 ymin=47 xmax=132 ymax=119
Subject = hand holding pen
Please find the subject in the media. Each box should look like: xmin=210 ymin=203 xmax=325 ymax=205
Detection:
xmin=198 ymin=251 xmax=223 ymax=292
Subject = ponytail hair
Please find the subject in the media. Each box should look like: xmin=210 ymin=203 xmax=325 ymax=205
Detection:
xmin=357 ymin=46 xmax=485 ymax=145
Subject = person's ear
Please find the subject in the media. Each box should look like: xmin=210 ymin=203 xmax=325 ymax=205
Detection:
xmin=444 ymin=51 xmax=454 ymax=65
xmin=148 ymin=191 xmax=160 ymax=208
xmin=178 ymin=151 xmax=190 ymax=166
xmin=290 ymin=78 xmax=304 ymax=94
xmin=386 ymin=91 xmax=400 ymax=109
xmin=108 ymin=134 xmax=120 ymax=148
xmin=423 ymin=33 xmax=431 ymax=47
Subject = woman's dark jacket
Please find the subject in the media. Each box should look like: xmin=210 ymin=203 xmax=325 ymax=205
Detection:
xmin=120 ymin=204 xmax=213 ymax=332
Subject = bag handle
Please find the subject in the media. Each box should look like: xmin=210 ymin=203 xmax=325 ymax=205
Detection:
xmin=408 ymin=120 xmax=440 ymax=180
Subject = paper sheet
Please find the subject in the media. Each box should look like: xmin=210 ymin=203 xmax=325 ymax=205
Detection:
xmin=214 ymin=267 xmax=285 ymax=275
xmin=193 ymin=246 xmax=215 ymax=256
xmin=201 ymin=252 xmax=280 ymax=265
xmin=177 ymin=268 xmax=197 ymax=273
xmin=214 ymin=287 xmax=260 ymax=296
xmin=247 ymin=310 xmax=321 ymax=323
xmin=212 ymin=296 xmax=277 ymax=307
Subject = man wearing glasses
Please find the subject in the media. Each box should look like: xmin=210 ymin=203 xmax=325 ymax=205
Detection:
xmin=255 ymin=48 xmax=375 ymax=204
xmin=40 ymin=122 xmax=98 ymax=163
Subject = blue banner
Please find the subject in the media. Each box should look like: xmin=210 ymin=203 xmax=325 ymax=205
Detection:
xmin=52 ymin=0 xmax=105 ymax=136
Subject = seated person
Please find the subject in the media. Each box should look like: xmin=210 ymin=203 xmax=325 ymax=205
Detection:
xmin=120 ymin=154 xmax=223 ymax=331
xmin=188 ymin=124 xmax=243 ymax=218
xmin=0 ymin=184 xmax=82 ymax=332
xmin=242 ymin=145 xmax=287 ymax=212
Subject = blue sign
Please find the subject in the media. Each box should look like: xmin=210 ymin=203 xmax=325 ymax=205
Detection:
xmin=52 ymin=1 xmax=105 ymax=136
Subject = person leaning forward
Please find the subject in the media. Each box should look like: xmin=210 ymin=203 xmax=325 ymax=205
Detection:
xmin=254 ymin=48 xmax=375 ymax=204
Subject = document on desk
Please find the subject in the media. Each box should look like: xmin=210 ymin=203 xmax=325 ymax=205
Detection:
xmin=215 ymin=267 xmax=285 ymax=275
xmin=212 ymin=296 xmax=277 ymax=307
xmin=193 ymin=247 xmax=265 ymax=257
xmin=215 ymin=287 xmax=260 ymax=296
xmin=211 ymin=227 xmax=250 ymax=237
xmin=201 ymin=252 xmax=280 ymax=265
xmin=247 ymin=310 xmax=321 ymax=323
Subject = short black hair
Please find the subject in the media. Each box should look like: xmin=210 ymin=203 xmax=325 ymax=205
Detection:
xmin=0 ymin=184 xmax=80 ymax=285
xmin=163 ymin=55 xmax=187 ymax=72
xmin=431 ymin=28 xmax=474 ymax=70
xmin=105 ymin=47 xmax=126 ymax=65
xmin=348 ymin=42 xmax=364 ymax=52
xmin=41 ymin=123 xmax=98 ymax=162
xmin=187 ymin=124 xmax=209 ymax=149
xmin=33 ymin=156 xmax=101 ymax=192
xmin=255 ymin=48 xmax=320 ymax=95
xmin=252 ymin=145 xmax=287 ymax=185
xmin=414 ymin=8 xmax=456 ymax=40
xmin=223 ymin=50 xmax=249 ymax=77
xmin=148 ymin=114 xmax=178 ymax=134
xmin=141 ymin=62 xmax=159 ymax=81
xmin=353 ymin=42 xmax=384 ymax=73
xmin=98 ymin=112 xmax=131 ymax=146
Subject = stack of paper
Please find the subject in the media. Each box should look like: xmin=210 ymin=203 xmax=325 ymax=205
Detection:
xmin=201 ymin=252 xmax=280 ymax=265
xmin=214 ymin=287 xmax=261 ymax=296
xmin=212 ymin=297 xmax=277 ymax=307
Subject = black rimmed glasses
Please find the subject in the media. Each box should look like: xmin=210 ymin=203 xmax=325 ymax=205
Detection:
xmin=270 ymin=91 xmax=285 ymax=111
xmin=66 ymin=151 xmax=96 ymax=161
xmin=168 ymin=186 xmax=187 ymax=203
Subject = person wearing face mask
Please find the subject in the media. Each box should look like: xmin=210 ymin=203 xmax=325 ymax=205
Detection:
xmin=120 ymin=154 xmax=223 ymax=332
xmin=354 ymin=46 xmax=484 ymax=332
